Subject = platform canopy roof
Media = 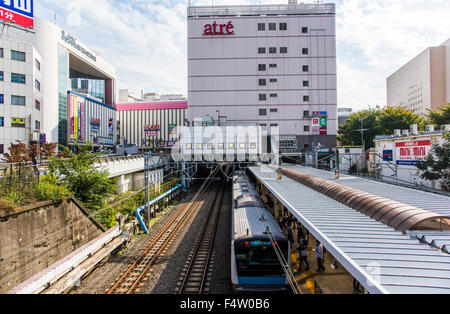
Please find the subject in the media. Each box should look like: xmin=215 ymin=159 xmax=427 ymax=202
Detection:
xmin=250 ymin=165 xmax=450 ymax=294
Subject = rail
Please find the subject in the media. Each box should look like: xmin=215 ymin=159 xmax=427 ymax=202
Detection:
xmin=188 ymin=3 xmax=335 ymax=18
xmin=107 ymin=166 xmax=221 ymax=294
xmin=177 ymin=181 xmax=224 ymax=294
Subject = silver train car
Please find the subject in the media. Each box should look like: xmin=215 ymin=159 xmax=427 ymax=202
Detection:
xmin=231 ymin=171 xmax=290 ymax=292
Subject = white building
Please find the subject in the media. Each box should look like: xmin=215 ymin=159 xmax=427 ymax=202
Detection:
xmin=187 ymin=2 xmax=337 ymax=150
xmin=387 ymin=38 xmax=450 ymax=116
xmin=373 ymin=126 xmax=448 ymax=189
xmin=0 ymin=36 xmax=43 ymax=155
xmin=2 ymin=17 xmax=117 ymax=153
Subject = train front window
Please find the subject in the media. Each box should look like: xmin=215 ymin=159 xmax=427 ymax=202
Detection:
xmin=235 ymin=242 xmax=288 ymax=277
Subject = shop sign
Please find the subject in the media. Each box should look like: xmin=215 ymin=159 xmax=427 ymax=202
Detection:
xmin=0 ymin=0 xmax=34 ymax=29
xmin=204 ymin=21 xmax=234 ymax=35
xmin=396 ymin=140 xmax=431 ymax=165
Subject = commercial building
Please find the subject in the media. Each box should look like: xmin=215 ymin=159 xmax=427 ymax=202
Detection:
xmin=338 ymin=107 xmax=353 ymax=126
xmin=387 ymin=38 xmax=450 ymax=116
xmin=116 ymin=98 xmax=188 ymax=149
xmin=3 ymin=17 xmax=117 ymax=152
xmin=0 ymin=36 xmax=43 ymax=155
xmin=373 ymin=125 xmax=449 ymax=189
xmin=187 ymin=1 xmax=337 ymax=150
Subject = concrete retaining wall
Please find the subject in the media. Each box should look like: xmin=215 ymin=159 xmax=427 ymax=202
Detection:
xmin=0 ymin=197 xmax=105 ymax=293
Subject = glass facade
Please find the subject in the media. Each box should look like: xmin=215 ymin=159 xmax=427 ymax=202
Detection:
xmin=70 ymin=70 xmax=106 ymax=103
xmin=58 ymin=46 xmax=69 ymax=145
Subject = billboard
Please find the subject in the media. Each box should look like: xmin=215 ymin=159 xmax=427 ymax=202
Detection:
xmin=0 ymin=0 xmax=34 ymax=29
xmin=396 ymin=140 xmax=431 ymax=166
xmin=69 ymin=93 xmax=85 ymax=141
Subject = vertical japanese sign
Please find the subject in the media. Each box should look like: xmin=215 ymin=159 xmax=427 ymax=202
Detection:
xmin=0 ymin=0 xmax=34 ymax=29
xmin=69 ymin=93 xmax=85 ymax=141
xmin=108 ymin=118 xmax=114 ymax=136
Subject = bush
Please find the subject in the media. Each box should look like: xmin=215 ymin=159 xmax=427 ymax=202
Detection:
xmin=348 ymin=164 xmax=357 ymax=175
xmin=3 ymin=191 xmax=22 ymax=205
xmin=34 ymin=175 xmax=70 ymax=203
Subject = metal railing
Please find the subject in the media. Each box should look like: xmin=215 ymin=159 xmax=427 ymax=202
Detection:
xmin=188 ymin=3 xmax=335 ymax=18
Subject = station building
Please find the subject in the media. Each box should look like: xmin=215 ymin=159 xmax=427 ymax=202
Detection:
xmin=3 ymin=17 xmax=117 ymax=153
xmin=187 ymin=1 xmax=337 ymax=150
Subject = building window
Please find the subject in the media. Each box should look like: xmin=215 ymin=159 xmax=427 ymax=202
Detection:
xmin=0 ymin=144 xmax=3 ymax=154
xmin=0 ymin=117 xmax=3 ymax=127
xmin=258 ymin=64 xmax=266 ymax=71
xmin=259 ymin=79 xmax=266 ymax=86
xmin=35 ymin=79 xmax=41 ymax=91
xmin=11 ymin=117 xmax=26 ymax=128
xmin=303 ymin=65 xmax=309 ymax=72
xmin=303 ymin=95 xmax=310 ymax=102
xmin=269 ymin=47 xmax=276 ymax=54
xmin=302 ymin=48 xmax=309 ymax=55
xmin=270 ymin=108 xmax=278 ymax=113
xmin=259 ymin=109 xmax=267 ymax=116
xmin=302 ymin=27 xmax=308 ymax=33
xmin=259 ymin=94 xmax=267 ymax=101
xmin=269 ymin=78 xmax=278 ymax=83
xmin=303 ymin=81 xmax=309 ymax=87
xmin=258 ymin=47 xmax=266 ymax=54
xmin=304 ymin=125 xmax=310 ymax=132
xmin=270 ymin=93 xmax=278 ymax=98
xmin=269 ymin=64 xmax=277 ymax=68
xmin=0 ymin=71 xmax=3 ymax=81
xmin=0 ymin=48 xmax=3 ymax=58
xmin=304 ymin=144 xmax=310 ymax=149
xmin=11 ymin=73 xmax=26 ymax=84
xmin=35 ymin=99 xmax=41 ymax=110
xmin=35 ymin=59 xmax=41 ymax=71
xmin=35 ymin=120 xmax=40 ymax=131
xmin=228 ymin=143 xmax=235 ymax=149
xmin=270 ymin=124 xmax=278 ymax=127
xmin=303 ymin=110 xmax=310 ymax=118
xmin=280 ymin=47 xmax=288 ymax=54
xmin=218 ymin=143 xmax=224 ymax=149
xmin=269 ymin=23 xmax=276 ymax=31
xmin=11 ymin=50 xmax=26 ymax=62
xmin=258 ymin=23 xmax=265 ymax=31
xmin=11 ymin=95 xmax=26 ymax=106
xmin=280 ymin=23 xmax=287 ymax=31
xmin=0 ymin=94 xmax=3 ymax=104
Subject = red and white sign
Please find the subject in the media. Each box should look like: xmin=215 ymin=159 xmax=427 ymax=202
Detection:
xmin=395 ymin=140 xmax=431 ymax=165
xmin=0 ymin=0 xmax=34 ymax=29
xmin=203 ymin=21 xmax=234 ymax=36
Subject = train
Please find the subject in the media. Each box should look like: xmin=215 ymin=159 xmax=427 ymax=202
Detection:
xmin=231 ymin=171 xmax=290 ymax=292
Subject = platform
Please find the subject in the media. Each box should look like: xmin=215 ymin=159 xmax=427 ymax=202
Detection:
xmin=249 ymin=165 xmax=450 ymax=294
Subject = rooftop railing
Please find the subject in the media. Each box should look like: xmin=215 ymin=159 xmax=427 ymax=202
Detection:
xmin=187 ymin=4 xmax=335 ymax=18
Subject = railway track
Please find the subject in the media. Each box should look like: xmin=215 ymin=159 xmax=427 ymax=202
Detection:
xmin=106 ymin=167 xmax=221 ymax=294
xmin=176 ymin=181 xmax=225 ymax=294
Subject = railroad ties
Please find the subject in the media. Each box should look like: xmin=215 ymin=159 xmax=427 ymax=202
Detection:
xmin=176 ymin=182 xmax=225 ymax=294
xmin=107 ymin=166 xmax=221 ymax=294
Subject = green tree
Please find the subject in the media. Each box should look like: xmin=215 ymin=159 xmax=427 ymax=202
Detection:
xmin=338 ymin=106 xmax=424 ymax=150
xmin=48 ymin=144 xmax=117 ymax=212
xmin=426 ymin=103 xmax=450 ymax=129
xmin=416 ymin=133 xmax=450 ymax=192
xmin=376 ymin=106 xmax=424 ymax=135
xmin=337 ymin=109 xmax=380 ymax=150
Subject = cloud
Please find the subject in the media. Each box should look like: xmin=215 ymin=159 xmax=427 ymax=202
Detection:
xmin=35 ymin=0 xmax=450 ymax=111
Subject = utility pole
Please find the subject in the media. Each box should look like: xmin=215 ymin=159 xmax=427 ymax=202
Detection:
xmin=354 ymin=118 xmax=369 ymax=152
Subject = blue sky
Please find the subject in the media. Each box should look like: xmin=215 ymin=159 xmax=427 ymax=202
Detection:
xmin=35 ymin=0 xmax=450 ymax=111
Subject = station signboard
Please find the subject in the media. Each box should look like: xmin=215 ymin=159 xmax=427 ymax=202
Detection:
xmin=0 ymin=0 xmax=34 ymax=29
